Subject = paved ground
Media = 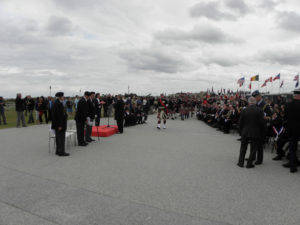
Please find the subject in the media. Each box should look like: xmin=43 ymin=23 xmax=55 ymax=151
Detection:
xmin=0 ymin=115 xmax=299 ymax=225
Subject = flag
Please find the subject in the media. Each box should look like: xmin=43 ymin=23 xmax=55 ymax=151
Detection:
xmin=237 ymin=77 xmax=245 ymax=87
xmin=280 ymin=80 xmax=284 ymax=88
xmin=273 ymin=73 xmax=280 ymax=81
xmin=266 ymin=77 xmax=273 ymax=83
xmin=249 ymin=82 xmax=252 ymax=90
xmin=250 ymin=75 xmax=259 ymax=81
xmin=261 ymin=81 xmax=267 ymax=87
xmin=294 ymin=75 xmax=299 ymax=88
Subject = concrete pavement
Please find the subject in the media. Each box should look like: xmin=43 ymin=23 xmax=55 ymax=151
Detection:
xmin=0 ymin=116 xmax=299 ymax=225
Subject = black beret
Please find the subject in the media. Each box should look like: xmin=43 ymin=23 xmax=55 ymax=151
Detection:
xmin=84 ymin=91 xmax=91 ymax=96
xmin=293 ymin=89 xmax=300 ymax=95
xmin=252 ymin=90 xmax=261 ymax=97
xmin=55 ymin=92 xmax=64 ymax=97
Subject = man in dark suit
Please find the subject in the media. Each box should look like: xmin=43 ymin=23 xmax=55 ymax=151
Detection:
xmin=114 ymin=95 xmax=125 ymax=133
xmin=285 ymin=89 xmax=300 ymax=173
xmin=51 ymin=92 xmax=69 ymax=156
xmin=85 ymin=92 xmax=96 ymax=142
xmin=75 ymin=91 xmax=90 ymax=146
xmin=252 ymin=90 xmax=272 ymax=165
xmin=237 ymin=97 xmax=266 ymax=168
xmin=94 ymin=93 xmax=101 ymax=126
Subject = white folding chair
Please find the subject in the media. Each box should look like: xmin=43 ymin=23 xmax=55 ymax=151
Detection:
xmin=49 ymin=126 xmax=56 ymax=154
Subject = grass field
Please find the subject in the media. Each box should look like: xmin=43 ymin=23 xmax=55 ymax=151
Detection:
xmin=0 ymin=110 xmax=75 ymax=130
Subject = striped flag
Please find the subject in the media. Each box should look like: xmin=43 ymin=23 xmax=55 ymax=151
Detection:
xmin=266 ymin=77 xmax=273 ymax=83
xmin=237 ymin=77 xmax=245 ymax=87
xmin=261 ymin=81 xmax=267 ymax=87
xmin=250 ymin=75 xmax=259 ymax=81
xmin=273 ymin=73 xmax=280 ymax=81
xmin=295 ymin=74 xmax=299 ymax=88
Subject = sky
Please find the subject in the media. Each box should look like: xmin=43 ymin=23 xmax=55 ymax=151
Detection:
xmin=1 ymin=0 xmax=300 ymax=97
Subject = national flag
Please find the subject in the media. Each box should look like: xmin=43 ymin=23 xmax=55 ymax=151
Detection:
xmin=280 ymin=80 xmax=284 ymax=88
xmin=250 ymin=75 xmax=259 ymax=81
xmin=294 ymin=74 xmax=299 ymax=81
xmin=249 ymin=82 xmax=252 ymax=90
xmin=237 ymin=77 xmax=245 ymax=87
xmin=273 ymin=73 xmax=280 ymax=81
xmin=266 ymin=77 xmax=273 ymax=83
xmin=261 ymin=81 xmax=267 ymax=87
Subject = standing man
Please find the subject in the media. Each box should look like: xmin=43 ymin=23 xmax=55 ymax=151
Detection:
xmin=285 ymin=89 xmax=300 ymax=173
xmin=237 ymin=97 xmax=265 ymax=168
xmin=157 ymin=94 xmax=168 ymax=129
xmin=75 ymin=91 xmax=90 ymax=146
xmin=15 ymin=93 xmax=27 ymax=128
xmin=251 ymin=90 xmax=272 ymax=165
xmin=26 ymin=95 xmax=35 ymax=124
xmin=0 ymin=96 xmax=7 ymax=125
xmin=94 ymin=93 xmax=101 ymax=126
xmin=114 ymin=95 xmax=124 ymax=133
xmin=85 ymin=92 xmax=96 ymax=142
xmin=51 ymin=92 xmax=69 ymax=156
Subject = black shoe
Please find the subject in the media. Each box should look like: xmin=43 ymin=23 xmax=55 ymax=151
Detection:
xmin=246 ymin=164 xmax=255 ymax=168
xmin=254 ymin=161 xmax=262 ymax=165
xmin=58 ymin=153 xmax=70 ymax=157
xmin=272 ymin=156 xmax=282 ymax=161
xmin=282 ymin=163 xmax=290 ymax=168
xmin=89 ymin=139 xmax=95 ymax=142
xmin=78 ymin=143 xmax=88 ymax=146
xmin=86 ymin=139 xmax=92 ymax=143
xmin=290 ymin=168 xmax=298 ymax=173
xmin=237 ymin=163 xmax=244 ymax=168
xmin=23 ymin=125 xmax=27 ymax=127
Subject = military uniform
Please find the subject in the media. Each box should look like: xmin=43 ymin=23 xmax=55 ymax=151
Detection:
xmin=51 ymin=92 xmax=69 ymax=156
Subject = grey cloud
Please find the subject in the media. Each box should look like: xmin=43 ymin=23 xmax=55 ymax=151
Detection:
xmin=259 ymin=0 xmax=279 ymax=9
xmin=119 ymin=47 xmax=189 ymax=74
xmin=224 ymin=0 xmax=250 ymax=14
xmin=260 ymin=48 xmax=300 ymax=66
xmin=155 ymin=24 xmax=242 ymax=45
xmin=46 ymin=16 xmax=73 ymax=36
xmin=189 ymin=2 xmax=235 ymax=21
xmin=277 ymin=11 xmax=300 ymax=32
xmin=202 ymin=55 xmax=242 ymax=67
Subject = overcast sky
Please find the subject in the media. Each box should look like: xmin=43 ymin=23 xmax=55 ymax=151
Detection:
xmin=1 ymin=0 xmax=300 ymax=97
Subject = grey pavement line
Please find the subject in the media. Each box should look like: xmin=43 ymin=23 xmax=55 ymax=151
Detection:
xmin=0 ymin=199 xmax=61 ymax=225
xmin=0 ymin=163 xmax=233 ymax=225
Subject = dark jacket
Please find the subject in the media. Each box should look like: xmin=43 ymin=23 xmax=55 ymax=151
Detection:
xmin=87 ymin=99 xmax=95 ymax=120
xmin=114 ymin=99 xmax=124 ymax=120
xmin=286 ymin=99 xmax=300 ymax=138
xmin=51 ymin=99 xmax=68 ymax=131
xmin=75 ymin=97 xmax=88 ymax=123
xmin=239 ymin=105 xmax=266 ymax=139
xmin=15 ymin=97 xmax=25 ymax=112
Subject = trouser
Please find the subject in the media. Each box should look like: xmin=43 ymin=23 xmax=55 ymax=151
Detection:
xmin=55 ymin=129 xmax=66 ymax=155
xmin=255 ymin=140 xmax=264 ymax=164
xmin=0 ymin=110 xmax=7 ymax=124
xmin=238 ymin=137 xmax=260 ymax=166
xmin=16 ymin=111 xmax=26 ymax=127
xmin=276 ymin=135 xmax=289 ymax=157
xmin=85 ymin=122 xmax=93 ymax=141
xmin=48 ymin=109 xmax=52 ymax=122
xmin=117 ymin=118 xmax=124 ymax=133
xmin=76 ymin=121 xmax=85 ymax=144
xmin=95 ymin=113 xmax=101 ymax=126
xmin=288 ymin=137 xmax=300 ymax=169
xmin=28 ymin=110 xmax=34 ymax=123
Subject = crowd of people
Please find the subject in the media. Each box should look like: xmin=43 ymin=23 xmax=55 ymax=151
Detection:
xmin=0 ymin=89 xmax=299 ymax=173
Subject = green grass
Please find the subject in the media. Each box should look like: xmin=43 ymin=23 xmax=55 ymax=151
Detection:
xmin=0 ymin=110 xmax=75 ymax=130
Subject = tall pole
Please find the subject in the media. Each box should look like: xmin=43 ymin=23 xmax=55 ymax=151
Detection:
xmin=49 ymin=86 xmax=52 ymax=96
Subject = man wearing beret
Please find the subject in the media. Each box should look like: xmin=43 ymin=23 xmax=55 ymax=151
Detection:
xmin=75 ymin=91 xmax=90 ymax=146
xmin=51 ymin=92 xmax=69 ymax=156
xmin=251 ymin=90 xmax=271 ymax=165
xmin=284 ymin=89 xmax=300 ymax=173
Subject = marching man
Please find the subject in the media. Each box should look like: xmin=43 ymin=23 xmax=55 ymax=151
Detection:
xmin=157 ymin=94 xmax=168 ymax=129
